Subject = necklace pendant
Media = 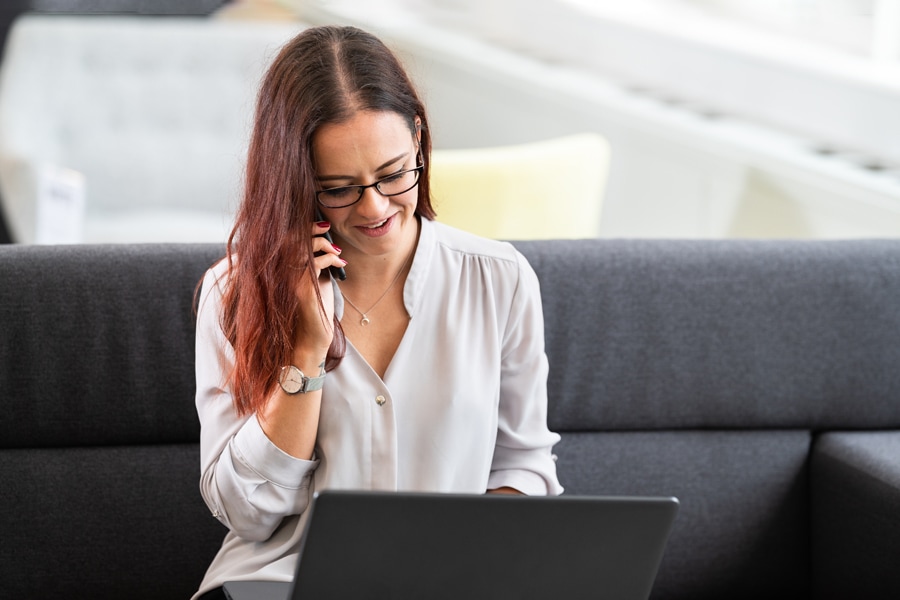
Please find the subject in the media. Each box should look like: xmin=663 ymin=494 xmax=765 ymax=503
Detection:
xmin=360 ymin=315 xmax=371 ymax=326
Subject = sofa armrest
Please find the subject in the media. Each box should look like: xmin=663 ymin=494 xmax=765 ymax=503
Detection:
xmin=0 ymin=153 xmax=39 ymax=243
xmin=811 ymin=431 xmax=900 ymax=599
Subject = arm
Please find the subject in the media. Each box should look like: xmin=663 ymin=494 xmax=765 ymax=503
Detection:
xmin=195 ymin=223 xmax=345 ymax=542
xmin=195 ymin=264 xmax=319 ymax=542
xmin=487 ymin=251 xmax=564 ymax=496
xmin=255 ymin=220 xmax=342 ymax=459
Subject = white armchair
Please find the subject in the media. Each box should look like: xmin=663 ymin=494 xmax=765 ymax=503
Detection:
xmin=0 ymin=14 xmax=302 ymax=243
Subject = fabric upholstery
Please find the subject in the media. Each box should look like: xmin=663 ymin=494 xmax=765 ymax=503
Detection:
xmin=0 ymin=444 xmax=225 ymax=599
xmin=0 ymin=243 xmax=224 ymax=447
xmin=557 ymin=430 xmax=810 ymax=600
xmin=430 ymin=133 xmax=609 ymax=240
xmin=516 ymin=239 xmax=900 ymax=432
xmin=0 ymin=15 xmax=301 ymax=242
xmin=811 ymin=432 xmax=900 ymax=600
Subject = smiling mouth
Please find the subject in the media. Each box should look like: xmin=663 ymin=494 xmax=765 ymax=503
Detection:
xmin=363 ymin=218 xmax=389 ymax=229
xmin=354 ymin=214 xmax=396 ymax=237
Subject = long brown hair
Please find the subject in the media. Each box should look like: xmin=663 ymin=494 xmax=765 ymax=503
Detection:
xmin=221 ymin=25 xmax=435 ymax=415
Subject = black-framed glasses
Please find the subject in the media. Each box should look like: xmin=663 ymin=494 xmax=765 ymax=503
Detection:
xmin=316 ymin=165 xmax=424 ymax=209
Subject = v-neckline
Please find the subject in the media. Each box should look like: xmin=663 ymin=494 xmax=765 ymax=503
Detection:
xmin=343 ymin=318 xmax=414 ymax=384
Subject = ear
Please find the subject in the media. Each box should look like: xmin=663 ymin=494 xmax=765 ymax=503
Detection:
xmin=414 ymin=116 xmax=422 ymax=145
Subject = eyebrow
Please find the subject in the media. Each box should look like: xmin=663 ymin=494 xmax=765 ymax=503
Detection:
xmin=316 ymin=151 xmax=410 ymax=184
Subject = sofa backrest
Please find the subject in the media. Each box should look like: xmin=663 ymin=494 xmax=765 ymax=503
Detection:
xmin=514 ymin=238 xmax=900 ymax=432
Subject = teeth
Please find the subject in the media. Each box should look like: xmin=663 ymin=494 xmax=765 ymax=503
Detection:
xmin=366 ymin=219 xmax=387 ymax=229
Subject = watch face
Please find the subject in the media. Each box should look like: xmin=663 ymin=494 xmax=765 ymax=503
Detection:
xmin=280 ymin=366 xmax=305 ymax=394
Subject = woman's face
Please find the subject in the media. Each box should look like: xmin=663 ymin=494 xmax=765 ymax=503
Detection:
xmin=313 ymin=110 xmax=421 ymax=261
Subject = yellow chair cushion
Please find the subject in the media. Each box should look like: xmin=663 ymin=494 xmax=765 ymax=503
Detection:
xmin=430 ymin=133 xmax=609 ymax=240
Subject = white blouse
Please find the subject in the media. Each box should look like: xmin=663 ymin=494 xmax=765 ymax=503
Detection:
xmin=193 ymin=219 xmax=563 ymax=597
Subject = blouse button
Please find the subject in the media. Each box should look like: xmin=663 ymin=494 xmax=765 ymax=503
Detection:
xmin=375 ymin=395 xmax=386 ymax=406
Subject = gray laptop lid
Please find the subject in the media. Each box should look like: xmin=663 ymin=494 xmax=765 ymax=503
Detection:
xmin=224 ymin=490 xmax=678 ymax=600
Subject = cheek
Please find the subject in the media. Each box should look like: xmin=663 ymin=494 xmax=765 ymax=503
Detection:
xmin=396 ymin=187 xmax=420 ymax=212
xmin=317 ymin=206 xmax=341 ymax=225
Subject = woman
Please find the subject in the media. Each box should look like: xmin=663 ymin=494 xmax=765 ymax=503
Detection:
xmin=193 ymin=25 xmax=562 ymax=599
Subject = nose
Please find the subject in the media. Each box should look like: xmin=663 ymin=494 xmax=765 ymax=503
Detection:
xmin=354 ymin=184 xmax=390 ymax=218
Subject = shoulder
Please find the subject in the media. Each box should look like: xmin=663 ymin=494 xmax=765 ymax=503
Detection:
xmin=202 ymin=256 xmax=232 ymax=292
xmin=423 ymin=220 xmax=539 ymax=302
xmin=429 ymin=219 xmax=523 ymax=267
xmin=197 ymin=256 xmax=233 ymax=316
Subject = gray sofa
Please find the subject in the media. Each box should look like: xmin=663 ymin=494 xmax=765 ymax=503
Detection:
xmin=2 ymin=239 xmax=899 ymax=599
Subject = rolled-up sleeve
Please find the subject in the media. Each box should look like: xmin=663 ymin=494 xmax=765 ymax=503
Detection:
xmin=488 ymin=251 xmax=564 ymax=496
xmin=195 ymin=265 xmax=319 ymax=542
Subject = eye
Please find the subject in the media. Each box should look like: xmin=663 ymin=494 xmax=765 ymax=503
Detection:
xmin=379 ymin=171 xmax=405 ymax=184
xmin=320 ymin=186 xmax=358 ymax=201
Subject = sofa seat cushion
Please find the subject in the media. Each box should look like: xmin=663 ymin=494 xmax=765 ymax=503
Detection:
xmin=0 ymin=444 xmax=225 ymax=599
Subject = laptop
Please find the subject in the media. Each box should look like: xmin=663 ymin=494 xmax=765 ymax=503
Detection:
xmin=224 ymin=490 xmax=678 ymax=600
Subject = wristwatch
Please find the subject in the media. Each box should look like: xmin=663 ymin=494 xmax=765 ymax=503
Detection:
xmin=278 ymin=364 xmax=326 ymax=394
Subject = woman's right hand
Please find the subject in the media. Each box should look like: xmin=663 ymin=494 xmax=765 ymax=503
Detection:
xmin=292 ymin=220 xmax=346 ymax=362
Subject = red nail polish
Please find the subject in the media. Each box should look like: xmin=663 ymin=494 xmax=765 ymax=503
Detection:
xmin=315 ymin=221 xmax=330 ymax=228
xmin=331 ymin=244 xmax=341 ymax=253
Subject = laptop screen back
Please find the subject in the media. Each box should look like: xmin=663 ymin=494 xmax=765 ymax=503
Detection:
xmin=288 ymin=490 xmax=678 ymax=600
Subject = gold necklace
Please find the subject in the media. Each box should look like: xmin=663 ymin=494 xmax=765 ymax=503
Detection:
xmin=340 ymin=249 xmax=413 ymax=327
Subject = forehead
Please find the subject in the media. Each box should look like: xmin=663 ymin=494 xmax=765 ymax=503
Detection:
xmin=312 ymin=110 xmax=413 ymax=173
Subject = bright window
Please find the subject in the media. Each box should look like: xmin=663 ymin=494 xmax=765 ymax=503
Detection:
xmin=648 ymin=0 xmax=899 ymax=62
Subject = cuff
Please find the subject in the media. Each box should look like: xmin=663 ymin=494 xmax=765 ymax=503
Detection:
xmin=231 ymin=414 xmax=319 ymax=488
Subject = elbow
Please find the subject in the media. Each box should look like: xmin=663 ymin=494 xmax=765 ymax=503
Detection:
xmin=208 ymin=501 xmax=282 ymax=543
xmin=229 ymin=521 xmax=279 ymax=543
xmin=200 ymin=485 xmax=280 ymax=543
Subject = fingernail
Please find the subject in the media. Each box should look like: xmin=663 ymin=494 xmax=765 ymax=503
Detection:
xmin=331 ymin=244 xmax=342 ymax=253
xmin=339 ymin=259 xmax=348 ymax=265
xmin=315 ymin=221 xmax=330 ymax=228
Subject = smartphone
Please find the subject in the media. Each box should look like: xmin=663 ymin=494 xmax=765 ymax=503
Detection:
xmin=316 ymin=209 xmax=346 ymax=281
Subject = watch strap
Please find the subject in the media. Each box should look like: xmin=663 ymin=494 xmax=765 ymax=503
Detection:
xmin=301 ymin=369 xmax=326 ymax=392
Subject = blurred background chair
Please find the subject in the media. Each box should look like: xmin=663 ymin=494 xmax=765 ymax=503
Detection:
xmin=0 ymin=13 xmax=301 ymax=243
xmin=430 ymin=133 xmax=609 ymax=240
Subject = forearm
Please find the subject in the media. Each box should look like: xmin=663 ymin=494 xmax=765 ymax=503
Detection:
xmin=257 ymin=393 xmax=321 ymax=460
xmin=257 ymin=350 xmax=326 ymax=460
